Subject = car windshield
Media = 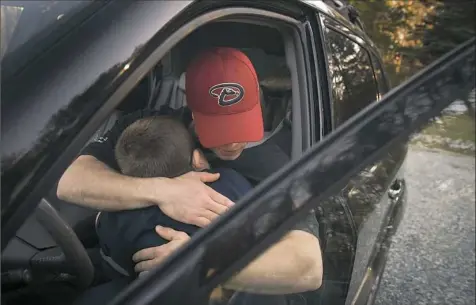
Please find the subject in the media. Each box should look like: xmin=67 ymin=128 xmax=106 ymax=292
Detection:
xmin=0 ymin=1 xmax=88 ymax=60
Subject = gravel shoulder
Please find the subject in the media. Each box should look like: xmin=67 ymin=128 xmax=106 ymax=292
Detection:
xmin=375 ymin=146 xmax=475 ymax=305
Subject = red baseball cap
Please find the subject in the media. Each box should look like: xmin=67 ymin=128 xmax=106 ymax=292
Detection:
xmin=185 ymin=47 xmax=264 ymax=148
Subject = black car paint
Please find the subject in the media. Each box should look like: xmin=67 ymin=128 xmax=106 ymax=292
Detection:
xmin=0 ymin=1 xmax=403 ymax=303
xmin=1 ymin=1 xmax=102 ymax=79
xmin=2 ymin=1 xmax=471 ymax=305
xmin=1 ymin=0 xmax=194 ymax=246
xmin=307 ymin=10 xmax=407 ymax=304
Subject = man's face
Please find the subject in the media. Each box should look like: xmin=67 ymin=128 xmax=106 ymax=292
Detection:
xmin=211 ymin=142 xmax=247 ymax=160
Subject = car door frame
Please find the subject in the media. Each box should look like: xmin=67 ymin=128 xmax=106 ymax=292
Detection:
xmin=303 ymin=10 xmax=360 ymax=305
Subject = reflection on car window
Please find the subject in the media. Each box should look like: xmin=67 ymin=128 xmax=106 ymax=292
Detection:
xmin=0 ymin=5 xmax=24 ymax=59
xmin=0 ymin=1 xmax=87 ymax=61
xmin=324 ymin=28 xmax=379 ymax=127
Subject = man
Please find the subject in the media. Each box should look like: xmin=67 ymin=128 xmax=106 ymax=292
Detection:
xmin=58 ymin=47 xmax=322 ymax=294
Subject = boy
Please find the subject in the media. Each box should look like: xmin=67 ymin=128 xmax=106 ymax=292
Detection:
xmin=95 ymin=115 xmax=253 ymax=277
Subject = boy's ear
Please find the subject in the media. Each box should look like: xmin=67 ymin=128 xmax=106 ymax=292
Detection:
xmin=192 ymin=149 xmax=207 ymax=170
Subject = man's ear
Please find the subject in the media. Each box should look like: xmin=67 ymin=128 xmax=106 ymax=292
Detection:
xmin=192 ymin=149 xmax=208 ymax=170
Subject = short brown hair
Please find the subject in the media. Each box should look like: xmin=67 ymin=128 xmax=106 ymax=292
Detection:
xmin=115 ymin=116 xmax=194 ymax=178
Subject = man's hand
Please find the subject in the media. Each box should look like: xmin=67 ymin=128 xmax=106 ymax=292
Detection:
xmin=152 ymin=171 xmax=234 ymax=227
xmin=133 ymin=226 xmax=191 ymax=275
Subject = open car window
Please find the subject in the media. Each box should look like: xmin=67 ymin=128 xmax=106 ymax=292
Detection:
xmin=107 ymin=38 xmax=475 ymax=305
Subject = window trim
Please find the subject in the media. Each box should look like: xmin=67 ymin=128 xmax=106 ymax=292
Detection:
xmin=369 ymin=51 xmax=391 ymax=94
xmin=321 ymin=23 xmax=381 ymax=130
xmin=304 ymin=17 xmax=326 ymax=143
xmin=314 ymin=12 xmax=335 ymax=137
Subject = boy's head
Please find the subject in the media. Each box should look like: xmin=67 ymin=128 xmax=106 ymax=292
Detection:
xmin=115 ymin=116 xmax=209 ymax=178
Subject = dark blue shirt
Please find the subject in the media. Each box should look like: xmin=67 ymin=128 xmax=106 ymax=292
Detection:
xmin=96 ymin=167 xmax=253 ymax=276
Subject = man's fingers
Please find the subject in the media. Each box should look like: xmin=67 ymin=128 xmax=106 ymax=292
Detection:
xmin=208 ymin=189 xmax=234 ymax=208
xmin=156 ymin=226 xmax=190 ymax=241
xmin=198 ymin=209 xmax=221 ymax=222
xmin=132 ymin=247 xmax=156 ymax=263
xmin=193 ymin=216 xmax=212 ymax=228
xmin=138 ymin=271 xmax=150 ymax=278
xmin=155 ymin=225 xmax=182 ymax=241
xmin=195 ymin=172 xmax=220 ymax=183
xmin=134 ymin=260 xmax=158 ymax=273
xmin=205 ymin=200 xmax=229 ymax=216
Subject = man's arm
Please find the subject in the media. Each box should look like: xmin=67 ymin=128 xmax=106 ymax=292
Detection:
xmin=57 ymin=108 xmax=233 ymax=227
xmin=222 ymin=229 xmax=322 ymax=294
xmin=58 ymin=155 xmax=232 ymax=226
xmin=57 ymin=109 xmax=160 ymax=210
xmin=58 ymin=155 xmax=156 ymax=211
xmin=223 ymin=213 xmax=322 ymax=294
xmin=134 ymin=224 xmax=323 ymax=294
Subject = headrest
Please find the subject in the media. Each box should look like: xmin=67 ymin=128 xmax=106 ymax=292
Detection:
xmin=258 ymin=62 xmax=292 ymax=92
xmin=178 ymin=72 xmax=186 ymax=91
xmin=179 ymin=67 xmax=291 ymax=93
xmin=260 ymin=75 xmax=292 ymax=92
xmin=238 ymin=48 xmax=291 ymax=92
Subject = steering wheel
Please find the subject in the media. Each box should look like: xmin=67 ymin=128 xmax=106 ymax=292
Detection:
xmin=34 ymin=198 xmax=94 ymax=289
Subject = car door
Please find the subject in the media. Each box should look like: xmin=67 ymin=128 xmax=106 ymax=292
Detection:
xmin=305 ymin=12 xmax=409 ymax=304
xmin=105 ymin=36 xmax=474 ymax=305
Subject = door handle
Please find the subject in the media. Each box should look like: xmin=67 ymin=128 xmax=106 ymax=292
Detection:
xmin=388 ymin=179 xmax=404 ymax=200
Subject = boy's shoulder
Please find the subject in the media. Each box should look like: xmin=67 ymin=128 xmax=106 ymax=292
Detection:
xmin=208 ymin=167 xmax=249 ymax=183
xmin=205 ymin=168 xmax=253 ymax=201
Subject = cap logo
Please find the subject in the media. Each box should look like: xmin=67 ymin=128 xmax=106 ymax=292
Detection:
xmin=209 ymin=83 xmax=245 ymax=106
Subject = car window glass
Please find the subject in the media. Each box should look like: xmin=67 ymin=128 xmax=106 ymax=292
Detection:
xmin=0 ymin=4 xmax=24 ymax=59
xmin=0 ymin=1 xmax=87 ymax=61
xmin=324 ymin=28 xmax=380 ymax=128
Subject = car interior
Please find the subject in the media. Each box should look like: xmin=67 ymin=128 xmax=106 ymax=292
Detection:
xmin=2 ymin=17 xmax=348 ymax=305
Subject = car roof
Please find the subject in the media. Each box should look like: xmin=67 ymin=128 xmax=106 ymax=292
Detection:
xmin=1 ymin=0 xmax=376 ymax=80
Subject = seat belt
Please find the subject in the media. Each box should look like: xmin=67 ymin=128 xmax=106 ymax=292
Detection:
xmin=245 ymin=120 xmax=284 ymax=149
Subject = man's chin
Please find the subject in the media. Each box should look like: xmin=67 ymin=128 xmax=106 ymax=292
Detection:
xmin=216 ymin=152 xmax=242 ymax=161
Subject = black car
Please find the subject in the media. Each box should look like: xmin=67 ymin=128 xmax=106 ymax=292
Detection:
xmin=1 ymin=1 xmax=474 ymax=305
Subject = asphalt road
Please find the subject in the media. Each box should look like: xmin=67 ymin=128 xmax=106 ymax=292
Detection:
xmin=375 ymin=147 xmax=475 ymax=305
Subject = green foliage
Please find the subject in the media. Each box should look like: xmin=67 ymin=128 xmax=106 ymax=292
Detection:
xmin=348 ymin=0 xmax=475 ymax=85
xmin=416 ymin=1 xmax=476 ymax=65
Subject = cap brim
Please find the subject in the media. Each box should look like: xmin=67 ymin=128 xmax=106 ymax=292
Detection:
xmin=193 ymin=102 xmax=264 ymax=148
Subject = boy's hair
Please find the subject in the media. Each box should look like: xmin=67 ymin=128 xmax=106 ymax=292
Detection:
xmin=115 ymin=116 xmax=195 ymax=178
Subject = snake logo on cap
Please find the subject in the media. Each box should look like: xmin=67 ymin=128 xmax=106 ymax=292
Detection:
xmin=209 ymin=83 xmax=245 ymax=106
